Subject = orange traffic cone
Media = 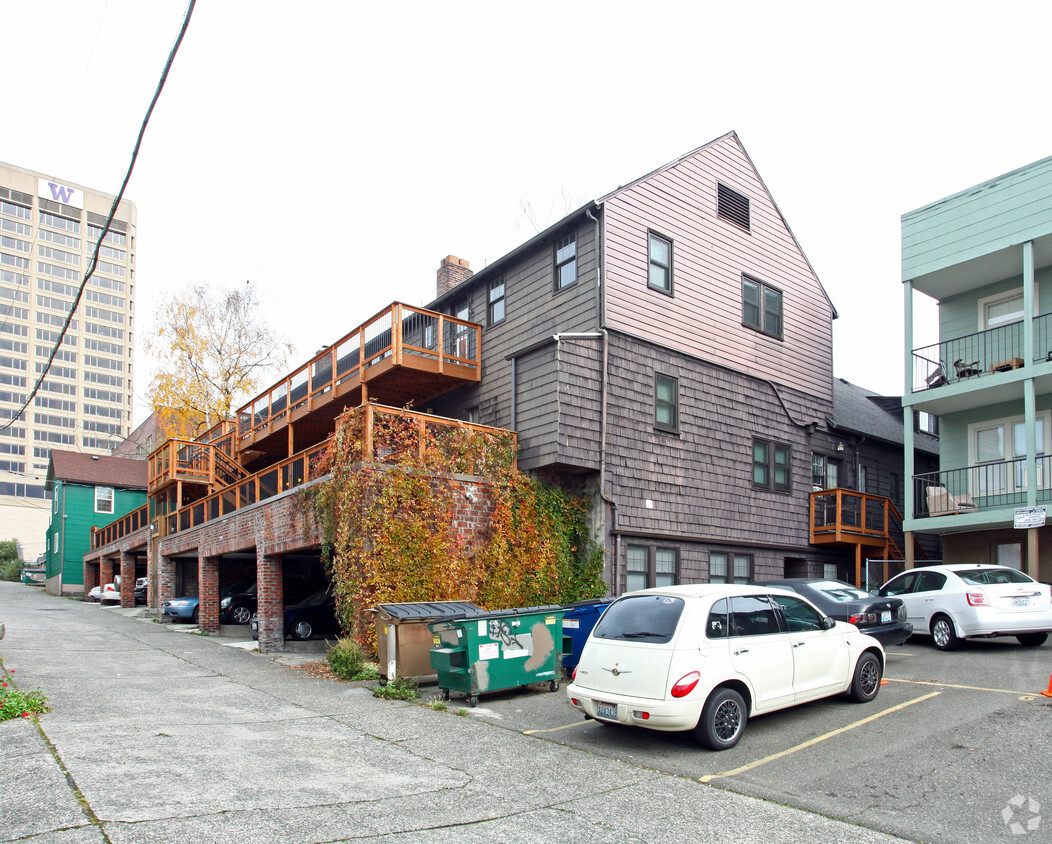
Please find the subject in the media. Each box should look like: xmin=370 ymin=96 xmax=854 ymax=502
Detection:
xmin=1042 ymin=675 xmax=1052 ymax=698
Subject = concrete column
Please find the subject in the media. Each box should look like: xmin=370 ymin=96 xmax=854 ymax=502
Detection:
xmin=198 ymin=555 xmax=220 ymax=633
xmin=157 ymin=554 xmax=176 ymax=616
xmin=257 ymin=553 xmax=285 ymax=653
xmin=119 ymin=551 xmax=136 ymax=608
xmin=83 ymin=562 xmax=99 ymax=600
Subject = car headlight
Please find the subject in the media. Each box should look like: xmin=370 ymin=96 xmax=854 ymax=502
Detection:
xmin=220 ymin=598 xmax=231 ymax=608
xmin=170 ymin=600 xmax=191 ymax=607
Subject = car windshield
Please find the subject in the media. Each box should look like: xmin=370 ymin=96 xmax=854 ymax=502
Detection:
xmin=811 ymin=581 xmax=869 ymax=601
xmin=591 ymin=595 xmax=684 ymax=644
xmin=952 ymin=567 xmax=1035 ymax=586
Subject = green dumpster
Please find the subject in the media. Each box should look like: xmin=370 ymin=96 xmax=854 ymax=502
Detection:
xmin=429 ymin=605 xmax=566 ymax=706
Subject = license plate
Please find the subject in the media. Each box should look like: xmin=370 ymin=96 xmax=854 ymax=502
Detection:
xmin=881 ymin=610 xmax=892 ymax=623
xmin=596 ymin=702 xmax=617 ymax=719
xmin=1013 ymin=597 xmax=1030 ymax=608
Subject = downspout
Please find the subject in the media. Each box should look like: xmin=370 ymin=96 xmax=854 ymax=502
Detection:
xmin=586 ymin=204 xmax=619 ymax=593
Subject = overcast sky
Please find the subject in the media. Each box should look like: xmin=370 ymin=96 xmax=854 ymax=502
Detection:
xmin=6 ymin=1 xmax=1052 ymax=427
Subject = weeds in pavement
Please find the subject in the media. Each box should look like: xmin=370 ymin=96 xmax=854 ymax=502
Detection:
xmin=372 ymin=674 xmax=419 ymax=701
xmin=0 ymin=658 xmax=50 ymax=722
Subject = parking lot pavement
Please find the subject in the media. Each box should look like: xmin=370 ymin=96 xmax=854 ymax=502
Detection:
xmin=463 ymin=643 xmax=1052 ymax=844
xmin=0 ymin=582 xmax=908 ymax=844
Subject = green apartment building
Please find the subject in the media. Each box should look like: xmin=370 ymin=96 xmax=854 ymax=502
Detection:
xmin=903 ymin=154 xmax=1052 ymax=581
xmin=45 ymin=451 xmax=146 ymax=595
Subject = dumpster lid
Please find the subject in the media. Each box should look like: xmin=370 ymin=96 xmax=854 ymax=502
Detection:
xmin=373 ymin=601 xmax=484 ymax=621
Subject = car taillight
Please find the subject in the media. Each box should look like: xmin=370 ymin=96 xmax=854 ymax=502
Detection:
xmin=849 ymin=612 xmax=877 ymax=625
xmin=571 ymin=666 xmax=577 ymax=681
xmin=671 ymin=671 xmax=700 ymax=698
xmin=967 ymin=590 xmax=990 ymax=606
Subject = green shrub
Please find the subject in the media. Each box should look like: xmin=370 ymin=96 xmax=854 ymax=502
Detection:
xmin=326 ymin=637 xmax=379 ymax=681
xmin=0 ymin=540 xmax=21 ymax=582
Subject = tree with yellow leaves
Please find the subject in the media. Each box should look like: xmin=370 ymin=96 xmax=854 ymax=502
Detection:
xmin=146 ymin=282 xmax=292 ymax=438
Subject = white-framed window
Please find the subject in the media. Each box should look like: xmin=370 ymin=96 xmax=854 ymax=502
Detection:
xmin=823 ymin=563 xmax=838 ymax=579
xmin=968 ymin=411 xmax=1050 ymax=495
xmin=94 ymin=485 xmax=114 ymax=514
xmin=53 ymin=532 xmax=59 ymax=553
xmin=978 ymin=288 xmax=1034 ymax=330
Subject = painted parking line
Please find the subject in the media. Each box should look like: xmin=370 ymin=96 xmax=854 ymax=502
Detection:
xmin=698 ymin=691 xmax=941 ymax=783
xmin=884 ymin=677 xmax=1038 ymax=696
xmin=523 ymin=720 xmax=594 ymax=735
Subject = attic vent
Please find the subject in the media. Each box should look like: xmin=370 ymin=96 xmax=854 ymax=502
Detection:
xmin=717 ymin=183 xmax=750 ymax=231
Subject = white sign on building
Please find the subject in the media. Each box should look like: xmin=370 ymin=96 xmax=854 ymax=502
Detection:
xmin=37 ymin=177 xmax=84 ymax=210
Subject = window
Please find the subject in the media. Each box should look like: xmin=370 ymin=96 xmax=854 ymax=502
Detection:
xmin=488 ymin=277 xmax=505 ymax=326
xmin=994 ymin=541 xmax=1023 ymax=571
xmin=94 ymin=486 xmax=114 ymax=514
xmin=811 ymin=453 xmax=838 ymax=490
xmin=915 ymin=411 xmax=939 ymax=436
xmin=648 ymin=232 xmax=672 ymax=293
xmin=969 ymin=411 xmax=1050 ymax=495
xmin=979 ymin=289 xmax=1029 ymax=330
xmin=554 ymin=232 xmax=576 ymax=290
xmin=717 ymin=183 xmax=750 ymax=230
xmin=707 ymin=598 xmax=729 ymax=639
xmin=53 ymin=533 xmax=59 ymax=553
xmin=742 ymin=275 xmax=783 ymax=338
xmin=822 ymin=563 xmax=838 ymax=580
xmin=626 ymin=545 xmax=679 ymax=591
xmin=709 ymin=552 xmax=753 ymax=583
xmin=728 ymin=595 xmax=779 ymax=636
xmin=753 ymin=438 xmax=791 ymax=491
xmin=654 ymin=374 xmax=678 ymax=432
xmin=770 ymin=594 xmax=825 ymax=632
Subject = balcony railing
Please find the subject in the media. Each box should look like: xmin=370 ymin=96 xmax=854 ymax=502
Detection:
xmin=810 ymin=489 xmax=905 ymax=556
xmin=90 ymin=504 xmax=149 ymax=550
xmin=164 ymin=441 xmax=330 ymax=536
xmin=148 ymin=439 xmax=248 ymax=494
xmin=912 ymin=313 xmax=1052 ymax=391
xmin=159 ymin=405 xmax=516 ymax=538
xmin=235 ymin=303 xmax=479 ymax=444
xmin=913 ymin=456 xmax=1052 ymax=518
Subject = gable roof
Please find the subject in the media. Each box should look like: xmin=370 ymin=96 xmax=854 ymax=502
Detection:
xmin=428 ymin=130 xmax=837 ymax=317
xmin=45 ymin=450 xmax=147 ymax=491
xmin=829 ymin=378 xmax=939 ymax=456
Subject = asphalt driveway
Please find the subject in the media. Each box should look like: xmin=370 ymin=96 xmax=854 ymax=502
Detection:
xmin=0 ymin=581 xmax=911 ymax=843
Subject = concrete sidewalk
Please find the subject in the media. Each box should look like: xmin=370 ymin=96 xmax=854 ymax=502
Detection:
xmin=0 ymin=582 xmax=907 ymax=843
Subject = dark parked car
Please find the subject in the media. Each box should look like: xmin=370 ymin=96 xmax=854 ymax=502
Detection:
xmin=163 ymin=582 xmax=254 ymax=624
xmin=285 ymin=588 xmax=339 ymax=640
xmin=754 ymin=578 xmax=913 ymax=646
xmin=219 ymin=582 xmax=257 ymax=624
xmin=251 ymin=587 xmax=340 ymax=640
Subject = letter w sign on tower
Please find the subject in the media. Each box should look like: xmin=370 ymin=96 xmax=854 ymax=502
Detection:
xmin=37 ymin=177 xmax=84 ymax=210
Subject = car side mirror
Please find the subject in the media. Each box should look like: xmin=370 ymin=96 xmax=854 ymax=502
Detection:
xmin=821 ymin=616 xmax=836 ymax=630
xmin=869 ymin=589 xmax=879 ymax=597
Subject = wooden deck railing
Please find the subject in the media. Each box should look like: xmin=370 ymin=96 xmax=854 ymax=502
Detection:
xmin=810 ymin=489 xmax=905 ymax=558
xmin=234 ymin=303 xmax=480 ymax=444
xmin=90 ymin=504 xmax=149 ymax=550
xmin=159 ymin=405 xmax=516 ymax=538
xmin=147 ymin=438 xmax=249 ymax=494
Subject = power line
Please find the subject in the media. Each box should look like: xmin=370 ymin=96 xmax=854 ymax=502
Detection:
xmin=0 ymin=0 xmax=197 ymax=433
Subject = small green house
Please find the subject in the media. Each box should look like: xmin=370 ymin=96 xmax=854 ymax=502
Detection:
xmin=44 ymin=451 xmax=147 ymax=596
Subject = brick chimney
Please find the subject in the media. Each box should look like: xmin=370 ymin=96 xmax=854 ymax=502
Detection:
xmin=437 ymin=255 xmax=473 ymax=296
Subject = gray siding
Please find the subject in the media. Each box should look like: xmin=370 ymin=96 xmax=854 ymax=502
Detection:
xmin=603 ymin=331 xmax=830 ymax=551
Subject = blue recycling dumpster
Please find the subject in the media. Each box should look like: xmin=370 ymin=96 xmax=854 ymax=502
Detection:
xmin=560 ymin=597 xmax=615 ymax=670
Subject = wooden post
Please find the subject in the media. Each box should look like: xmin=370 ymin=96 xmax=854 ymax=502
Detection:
xmin=364 ymin=404 xmax=374 ymax=462
xmin=393 ymin=304 xmax=403 ymax=366
xmin=854 ymin=545 xmax=863 ymax=588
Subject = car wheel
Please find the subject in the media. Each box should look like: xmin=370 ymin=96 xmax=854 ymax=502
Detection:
xmin=931 ymin=614 xmax=960 ymax=650
xmin=1017 ymin=633 xmax=1048 ymax=647
xmin=230 ymin=605 xmax=252 ymax=625
xmin=191 ymin=606 xmax=199 ymax=624
xmin=847 ymin=651 xmax=882 ymax=702
xmin=291 ymin=620 xmax=313 ymax=640
xmin=695 ymin=687 xmax=747 ymax=751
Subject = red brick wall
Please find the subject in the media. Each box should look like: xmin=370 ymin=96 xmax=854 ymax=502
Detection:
xmin=257 ymin=554 xmax=284 ymax=651
xmin=100 ymin=559 xmax=113 ymax=591
xmin=198 ymin=556 xmax=219 ymax=632
xmin=158 ymin=554 xmax=176 ymax=607
xmin=120 ymin=552 xmax=135 ymax=607
xmin=83 ymin=562 xmax=99 ymax=599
